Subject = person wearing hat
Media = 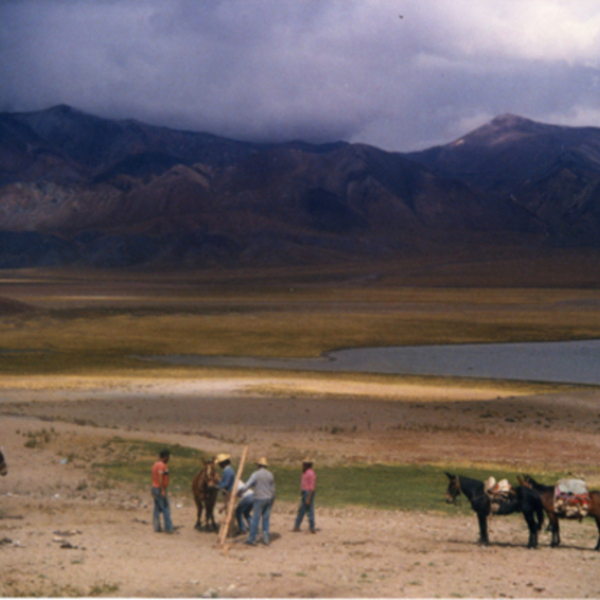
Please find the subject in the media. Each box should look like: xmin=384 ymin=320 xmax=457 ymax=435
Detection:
xmin=215 ymin=453 xmax=235 ymax=499
xmin=237 ymin=457 xmax=275 ymax=546
xmin=293 ymin=458 xmax=316 ymax=533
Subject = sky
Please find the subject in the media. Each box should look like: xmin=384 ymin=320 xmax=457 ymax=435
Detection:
xmin=1 ymin=0 xmax=600 ymax=151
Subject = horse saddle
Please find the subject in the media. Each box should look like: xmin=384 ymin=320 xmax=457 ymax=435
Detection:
xmin=485 ymin=477 xmax=511 ymax=496
xmin=485 ymin=477 xmax=513 ymax=513
xmin=554 ymin=478 xmax=590 ymax=519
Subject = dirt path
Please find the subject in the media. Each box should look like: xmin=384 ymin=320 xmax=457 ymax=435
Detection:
xmin=2 ymin=376 xmax=600 ymax=597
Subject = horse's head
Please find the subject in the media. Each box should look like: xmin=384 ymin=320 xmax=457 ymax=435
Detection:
xmin=445 ymin=472 xmax=460 ymax=504
xmin=519 ymin=474 xmax=534 ymax=489
xmin=204 ymin=458 xmax=221 ymax=486
xmin=0 ymin=450 xmax=7 ymax=477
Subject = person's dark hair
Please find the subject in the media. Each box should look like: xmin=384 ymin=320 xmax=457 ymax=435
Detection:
xmin=160 ymin=449 xmax=171 ymax=459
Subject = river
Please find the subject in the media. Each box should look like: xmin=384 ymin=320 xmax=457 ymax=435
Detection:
xmin=145 ymin=339 xmax=600 ymax=385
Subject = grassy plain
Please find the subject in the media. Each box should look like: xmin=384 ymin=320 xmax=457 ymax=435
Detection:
xmin=1 ymin=261 xmax=600 ymax=374
xmin=2 ymin=261 xmax=600 ymax=497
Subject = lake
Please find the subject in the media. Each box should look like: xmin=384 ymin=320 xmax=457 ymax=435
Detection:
xmin=146 ymin=339 xmax=600 ymax=385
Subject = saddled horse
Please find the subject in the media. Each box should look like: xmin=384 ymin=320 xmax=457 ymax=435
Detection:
xmin=191 ymin=458 xmax=220 ymax=532
xmin=0 ymin=449 xmax=6 ymax=476
xmin=519 ymin=474 xmax=600 ymax=550
xmin=445 ymin=473 xmax=544 ymax=548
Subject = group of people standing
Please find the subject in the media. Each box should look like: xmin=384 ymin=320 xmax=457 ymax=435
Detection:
xmin=151 ymin=449 xmax=317 ymax=544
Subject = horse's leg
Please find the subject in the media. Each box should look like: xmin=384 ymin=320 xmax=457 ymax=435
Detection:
xmin=548 ymin=512 xmax=560 ymax=547
xmin=192 ymin=494 xmax=201 ymax=530
xmin=206 ymin=500 xmax=216 ymax=532
xmin=196 ymin=500 xmax=204 ymax=531
xmin=523 ymin=510 xmax=538 ymax=549
xmin=477 ymin=512 xmax=489 ymax=545
xmin=211 ymin=502 xmax=220 ymax=533
xmin=594 ymin=516 xmax=600 ymax=551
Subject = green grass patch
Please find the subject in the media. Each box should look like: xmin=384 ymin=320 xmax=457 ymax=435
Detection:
xmin=268 ymin=463 xmax=568 ymax=515
xmin=94 ymin=438 xmax=571 ymax=514
xmin=93 ymin=438 xmax=211 ymax=495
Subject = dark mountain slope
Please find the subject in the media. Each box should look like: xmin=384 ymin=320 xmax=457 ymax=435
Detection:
xmin=0 ymin=113 xmax=86 ymax=185
xmin=0 ymin=106 xmax=597 ymax=268
xmin=408 ymin=114 xmax=600 ymax=243
xmin=407 ymin=114 xmax=600 ymax=192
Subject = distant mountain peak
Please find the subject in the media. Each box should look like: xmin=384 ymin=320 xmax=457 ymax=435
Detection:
xmin=490 ymin=113 xmax=534 ymax=128
xmin=454 ymin=113 xmax=546 ymax=148
xmin=47 ymin=104 xmax=79 ymax=114
xmin=36 ymin=104 xmax=88 ymax=120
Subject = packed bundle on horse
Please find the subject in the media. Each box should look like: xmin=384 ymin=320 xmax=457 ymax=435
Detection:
xmin=484 ymin=477 xmax=513 ymax=514
xmin=554 ymin=478 xmax=590 ymax=519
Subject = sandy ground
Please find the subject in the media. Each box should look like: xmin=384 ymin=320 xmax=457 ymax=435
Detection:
xmin=1 ymin=375 xmax=600 ymax=598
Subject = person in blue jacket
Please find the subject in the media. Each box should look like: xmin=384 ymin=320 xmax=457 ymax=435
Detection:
xmin=215 ymin=453 xmax=235 ymax=500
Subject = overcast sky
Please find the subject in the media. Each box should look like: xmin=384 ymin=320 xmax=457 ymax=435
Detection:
xmin=1 ymin=0 xmax=600 ymax=151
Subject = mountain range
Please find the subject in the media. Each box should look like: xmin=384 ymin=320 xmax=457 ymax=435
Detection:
xmin=2 ymin=105 xmax=600 ymax=268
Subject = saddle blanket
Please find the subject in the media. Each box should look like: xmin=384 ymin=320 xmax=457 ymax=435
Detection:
xmin=555 ymin=479 xmax=590 ymax=518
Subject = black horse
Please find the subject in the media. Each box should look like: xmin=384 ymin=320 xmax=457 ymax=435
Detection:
xmin=0 ymin=449 xmax=7 ymax=477
xmin=445 ymin=473 xmax=544 ymax=548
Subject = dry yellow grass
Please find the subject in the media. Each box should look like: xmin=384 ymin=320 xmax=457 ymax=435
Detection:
xmin=1 ymin=269 xmax=600 ymax=374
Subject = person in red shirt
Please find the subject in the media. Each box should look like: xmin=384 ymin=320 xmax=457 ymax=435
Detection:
xmin=151 ymin=449 xmax=173 ymax=533
xmin=293 ymin=458 xmax=316 ymax=533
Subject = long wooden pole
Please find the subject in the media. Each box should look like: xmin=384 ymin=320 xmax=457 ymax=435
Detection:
xmin=219 ymin=445 xmax=248 ymax=547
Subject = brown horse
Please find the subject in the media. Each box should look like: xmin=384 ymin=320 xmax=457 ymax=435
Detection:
xmin=519 ymin=474 xmax=600 ymax=550
xmin=192 ymin=458 xmax=220 ymax=532
xmin=0 ymin=449 xmax=6 ymax=476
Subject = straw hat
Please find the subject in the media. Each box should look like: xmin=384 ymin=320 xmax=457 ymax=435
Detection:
xmin=257 ymin=456 xmax=268 ymax=467
xmin=215 ymin=453 xmax=231 ymax=464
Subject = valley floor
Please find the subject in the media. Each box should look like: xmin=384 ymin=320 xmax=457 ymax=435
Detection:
xmin=1 ymin=374 xmax=600 ymax=597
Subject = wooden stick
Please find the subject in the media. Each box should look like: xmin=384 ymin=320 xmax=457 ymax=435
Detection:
xmin=219 ymin=445 xmax=248 ymax=547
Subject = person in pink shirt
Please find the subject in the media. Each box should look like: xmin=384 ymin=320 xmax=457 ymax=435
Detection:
xmin=293 ymin=458 xmax=316 ymax=533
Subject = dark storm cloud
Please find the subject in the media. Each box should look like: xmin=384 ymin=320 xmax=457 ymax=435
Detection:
xmin=1 ymin=0 xmax=600 ymax=151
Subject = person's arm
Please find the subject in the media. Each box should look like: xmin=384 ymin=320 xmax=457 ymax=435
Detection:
xmin=159 ymin=467 xmax=168 ymax=497
xmin=305 ymin=471 xmax=315 ymax=505
xmin=238 ymin=472 xmax=257 ymax=495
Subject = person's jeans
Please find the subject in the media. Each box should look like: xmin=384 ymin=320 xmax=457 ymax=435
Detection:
xmin=294 ymin=490 xmax=315 ymax=530
xmin=248 ymin=497 xmax=273 ymax=544
xmin=152 ymin=487 xmax=173 ymax=532
xmin=236 ymin=494 xmax=254 ymax=533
